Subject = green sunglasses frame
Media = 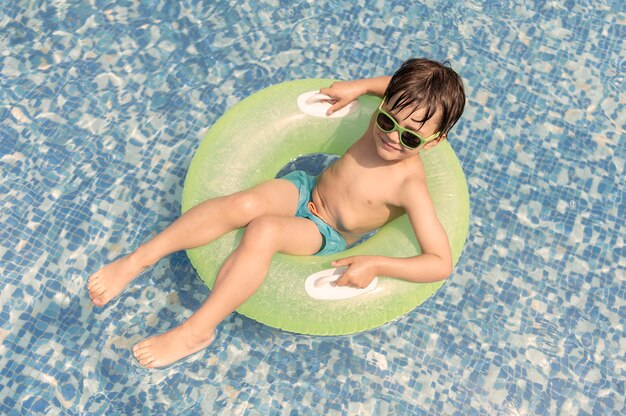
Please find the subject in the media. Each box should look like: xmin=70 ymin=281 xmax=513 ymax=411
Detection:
xmin=375 ymin=100 xmax=441 ymax=149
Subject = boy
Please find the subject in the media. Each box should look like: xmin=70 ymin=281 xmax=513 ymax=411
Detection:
xmin=88 ymin=58 xmax=466 ymax=368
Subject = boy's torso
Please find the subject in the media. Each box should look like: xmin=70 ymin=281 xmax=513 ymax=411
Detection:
xmin=312 ymin=137 xmax=426 ymax=245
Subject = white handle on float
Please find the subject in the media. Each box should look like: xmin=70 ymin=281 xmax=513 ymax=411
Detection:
xmin=304 ymin=93 xmax=334 ymax=105
xmin=304 ymin=267 xmax=378 ymax=300
xmin=296 ymin=91 xmax=360 ymax=118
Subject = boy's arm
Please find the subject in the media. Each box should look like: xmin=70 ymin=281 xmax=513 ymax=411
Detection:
xmin=334 ymin=180 xmax=452 ymax=287
xmin=319 ymin=76 xmax=391 ymax=115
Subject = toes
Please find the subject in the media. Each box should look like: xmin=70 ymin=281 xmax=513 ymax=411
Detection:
xmin=133 ymin=340 xmax=150 ymax=358
xmin=142 ymin=358 xmax=157 ymax=368
xmin=88 ymin=287 xmax=97 ymax=299
xmin=133 ymin=342 xmax=150 ymax=355
xmin=134 ymin=350 xmax=152 ymax=360
xmin=134 ymin=349 xmax=156 ymax=367
xmin=132 ymin=339 xmax=159 ymax=367
xmin=91 ymin=293 xmax=107 ymax=306
xmin=135 ymin=351 xmax=152 ymax=362
xmin=92 ymin=288 xmax=111 ymax=305
xmin=90 ymin=278 xmax=101 ymax=288
xmin=88 ymin=282 xmax=104 ymax=296
xmin=135 ymin=352 xmax=147 ymax=363
xmin=91 ymin=283 xmax=106 ymax=296
xmin=133 ymin=339 xmax=152 ymax=353
xmin=87 ymin=281 xmax=110 ymax=306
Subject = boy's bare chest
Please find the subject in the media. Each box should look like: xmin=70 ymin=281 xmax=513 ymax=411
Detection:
xmin=333 ymin=175 xmax=390 ymax=206
xmin=320 ymin=159 xmax=397 ymax=202
xmin=315 ymin=162 xmax=405 ymax=233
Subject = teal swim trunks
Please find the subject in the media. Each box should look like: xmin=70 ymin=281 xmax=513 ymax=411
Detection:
xmin=280 ymin=170 xmax=347 ymax=255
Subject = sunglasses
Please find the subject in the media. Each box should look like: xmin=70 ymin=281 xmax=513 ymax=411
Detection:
xmin=375 ymin=101 xmax=441 ymax=149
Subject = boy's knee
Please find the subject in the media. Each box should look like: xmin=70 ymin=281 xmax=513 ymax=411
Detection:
xmin=229 ymin=192 xmax=265 ymax=222
xmin=241 ymin=217 xmax=281 ymax=249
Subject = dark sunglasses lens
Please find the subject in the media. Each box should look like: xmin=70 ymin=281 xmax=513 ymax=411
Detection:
xmin=401 ymin=132 xmax=421 ymax=149
xmin=376 ymin=112 xmax=394 ymax=131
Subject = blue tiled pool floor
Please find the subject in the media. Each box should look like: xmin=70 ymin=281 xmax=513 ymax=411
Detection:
xmin=1 ymin=0 xmax=624 ymax=414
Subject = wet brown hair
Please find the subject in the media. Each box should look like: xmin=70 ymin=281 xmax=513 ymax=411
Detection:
xmin=384 ymin=58 xmax=465 ymax=136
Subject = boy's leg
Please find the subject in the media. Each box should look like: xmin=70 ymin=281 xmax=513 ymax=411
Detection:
xmin=88 ymin=179 xmax=299 ymax=306
xmin=133 ymin=215 xmax=323 ymax=368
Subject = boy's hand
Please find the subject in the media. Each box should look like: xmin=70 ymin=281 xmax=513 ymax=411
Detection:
xmin=332 ymin=256 xmax=379 ymax=288
xmin=319 ymin=81 xmax=367 ymax=116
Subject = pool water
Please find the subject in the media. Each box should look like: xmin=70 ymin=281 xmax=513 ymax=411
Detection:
xmin=1 ymin=0 xmax=624 ymax=414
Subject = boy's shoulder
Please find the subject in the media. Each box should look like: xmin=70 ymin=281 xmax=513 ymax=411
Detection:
xmin=399 ymin=154 xmax=427 ymax=183
xmin=390 ymin=157 xmax=432 ymax=207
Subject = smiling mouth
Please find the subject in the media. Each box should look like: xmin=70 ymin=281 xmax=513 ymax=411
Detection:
xmin=379 ymin=135 xmax=402 ymax=151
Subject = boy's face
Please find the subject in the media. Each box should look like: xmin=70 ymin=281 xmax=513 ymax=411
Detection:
xmin=369 ymin=98 xmax=445 ymax=161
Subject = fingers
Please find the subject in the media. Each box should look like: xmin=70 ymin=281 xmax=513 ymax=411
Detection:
xmin=332 ymin=257 xmax=352 ymax=267
xmin=332 ymin=258 xmax=360 ymax=288
xmin=319 ymin=84 xmax=354 ymax=115
xmin=326 ymin=100 xmax=349 ymax=116
xmin=331 ymin=256 xmax=375 ymax=288
xmin=334 ymin=272 xmax=350 ymax=287
xmin=318 ymin=87 xmax=336 ymax=98
xmin=335 ymin=271 xmax=365 ymax=288
xmin=331 ymin=258 xmax=350 ymax=286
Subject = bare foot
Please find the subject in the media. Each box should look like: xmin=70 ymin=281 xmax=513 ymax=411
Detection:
xmin=88 ymin=254 xmax=148 ymax=307
xmin=132 ymin=325 xmax=216 ymax=368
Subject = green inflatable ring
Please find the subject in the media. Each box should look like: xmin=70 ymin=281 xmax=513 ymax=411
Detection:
xmin=182 ymin=79 xmax=469 ymax=335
